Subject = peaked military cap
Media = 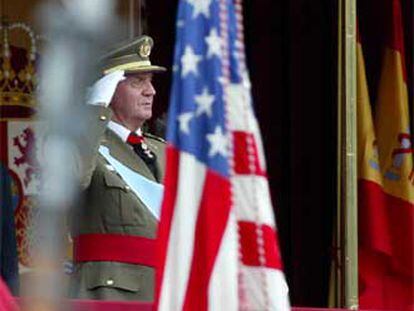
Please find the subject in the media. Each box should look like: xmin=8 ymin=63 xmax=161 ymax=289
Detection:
xmin=100 ymin=35 xmax=166 ymax=75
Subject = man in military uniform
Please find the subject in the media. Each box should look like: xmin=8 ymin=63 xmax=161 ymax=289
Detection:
xmin=69 ymin=35 xmax=166 ymax=301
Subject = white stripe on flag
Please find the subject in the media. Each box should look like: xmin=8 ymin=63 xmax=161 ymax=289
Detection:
xmin=227 ymin=84 xmax=257 ymax=133
xmin=233 ymin=175 xmax=277 ymax=227
xmin=208 ymin=210 xmax=239 ymax=311
xmin=240 ymin=265 xmax=290 ymax=311
xmin=252 ymin=129 xmax=267 ymax=173
xmin=158 ymin=152 xmax=207 ymax=311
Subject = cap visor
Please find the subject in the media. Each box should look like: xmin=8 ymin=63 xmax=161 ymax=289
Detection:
xmin=104 ymin=65 xmax=166 ymax=75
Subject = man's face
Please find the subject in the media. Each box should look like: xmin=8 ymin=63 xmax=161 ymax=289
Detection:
xmin=110 ymin=73 xmax=156 ymax=129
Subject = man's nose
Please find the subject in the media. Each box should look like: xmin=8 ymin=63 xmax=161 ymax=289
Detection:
xmin=144 ymin=81 xmax=156 ymax=96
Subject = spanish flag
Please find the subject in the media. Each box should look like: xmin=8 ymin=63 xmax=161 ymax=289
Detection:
xmin=359 ymin=0 xmax=414 ymax=308
xmin=357 ymin=29 xmax=392 ymax=308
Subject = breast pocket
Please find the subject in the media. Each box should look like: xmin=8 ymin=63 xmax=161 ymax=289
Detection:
xmin=102 ymin=171 xmax=147 ymax=227
xmin=85 ymin=262 xmax=142 ymax=293
xmin=83 ymin=262 xmax=154 ymax=302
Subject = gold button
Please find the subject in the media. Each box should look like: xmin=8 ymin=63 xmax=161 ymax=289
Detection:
xmin=106 ymin=279 xmax=114 ymax=286
xmin=100 ymin=115 xmax=107 ymax=121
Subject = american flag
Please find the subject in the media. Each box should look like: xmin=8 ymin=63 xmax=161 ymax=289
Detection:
xmin=156 ymin=0 xmax=290 ymax=310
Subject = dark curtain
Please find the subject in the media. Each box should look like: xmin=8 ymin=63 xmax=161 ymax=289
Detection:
xmin=243 ymin=0 xmax=338 ymax=306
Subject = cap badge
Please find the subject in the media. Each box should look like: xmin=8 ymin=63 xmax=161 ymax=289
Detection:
xmin=138 ymin=39 xmax=152 ymax=58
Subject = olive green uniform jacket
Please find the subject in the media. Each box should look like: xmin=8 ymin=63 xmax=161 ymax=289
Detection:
xmin=69 ymin=106 xmax=165 ymax=301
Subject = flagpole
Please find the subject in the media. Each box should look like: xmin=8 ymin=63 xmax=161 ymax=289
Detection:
xmin=337 ymin=0 xmax=358 ymax=308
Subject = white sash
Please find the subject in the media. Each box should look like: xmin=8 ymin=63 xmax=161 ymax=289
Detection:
xmin=99 ymin=145 xmax=163 ymax=219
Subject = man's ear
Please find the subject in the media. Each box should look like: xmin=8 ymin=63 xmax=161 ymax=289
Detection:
xmin=108 ymin=88 xmax=119 ymax=108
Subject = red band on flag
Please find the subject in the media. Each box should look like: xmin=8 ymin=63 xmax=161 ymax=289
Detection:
xmin=384 ymin=0 xmax=407 ymax=81
xmin=238 ymin=221 xmax=283 ymax=269
xmin=233 ymin=131 xmax=266 ymax=177
xmin=384 ymin=191 xmax=414 ymax=277
xmin=358 ymin=179 xmax=392 ymax=256
xmin=387 ymin=0 xmax=405 ymax=54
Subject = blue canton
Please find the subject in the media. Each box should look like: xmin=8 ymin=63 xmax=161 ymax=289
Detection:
xmin=167 ymin=0 xmax=243 ymax=178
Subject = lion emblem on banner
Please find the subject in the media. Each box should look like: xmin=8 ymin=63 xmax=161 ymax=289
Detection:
xmin=7 ymin=123 xmax=44 ymax=267
xmin=13 ymin=127 xmax=41 ymax=188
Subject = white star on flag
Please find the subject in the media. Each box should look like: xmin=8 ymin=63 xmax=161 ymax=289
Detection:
xmin=206 ymin=126 xmax=227 ymax=157
xmin=187 ymin=0 xmax=213 ymax=19
xmin=205 ymin=28 xmax=222 ymax=58
xmin=195 ymin=87 xmax=215 ymax=117
xmin=177 ymin=112 xmax=194 ymax=134
xmin=181 ymin=45 xmax=202 ymax=77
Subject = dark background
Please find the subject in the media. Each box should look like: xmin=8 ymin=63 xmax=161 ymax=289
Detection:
xmin=146 ymin=0 xmax=413 ymax=307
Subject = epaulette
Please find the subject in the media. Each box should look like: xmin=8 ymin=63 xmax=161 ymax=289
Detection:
xmin=143 ymin=132 xmax=166 ymax=143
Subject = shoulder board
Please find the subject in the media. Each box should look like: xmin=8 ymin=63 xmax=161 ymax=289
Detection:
xmin=143 ymin=132 xmax=166 ymax=143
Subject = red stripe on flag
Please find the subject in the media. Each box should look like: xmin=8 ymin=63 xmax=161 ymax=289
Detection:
xmin=358 ymin=179 xmax=392 ymax=256
xmin=359 ymin=179 xmax=414 ymax=276
xmin=385 ymin=0 xmax=407 ymax=82
xmin=233 ymin=131 xmax=266 ymax=176
xmin=238 ymin=221 xmax=283 ymax=269
xmin=155 ymin=146 xmax=180 ymax=307
xmin=387 ymin=0 xmax=405 ymax=54
xmin=384 ymin=191 xmax=414 ymax=277
xmin=359 ymin=248 xmax=414 ymax=309
xmin=359 ymin=180 xmax=414 ymax=309
xmin=182 ymin=171 xmax=232 ymax=311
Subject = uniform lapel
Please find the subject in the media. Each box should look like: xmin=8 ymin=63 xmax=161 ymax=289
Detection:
xmin=102 ymin=129 xmax=156 ymax=182
xmin=144 ymin=138 xmax=165 ymax=182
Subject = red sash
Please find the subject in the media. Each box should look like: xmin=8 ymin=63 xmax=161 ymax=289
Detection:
xmin=74 ymin=233 xmax=156 ymax=268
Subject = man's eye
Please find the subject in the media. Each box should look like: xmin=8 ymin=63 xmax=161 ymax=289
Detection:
xmin=130 ymin=80 xmax=143 ymax=87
